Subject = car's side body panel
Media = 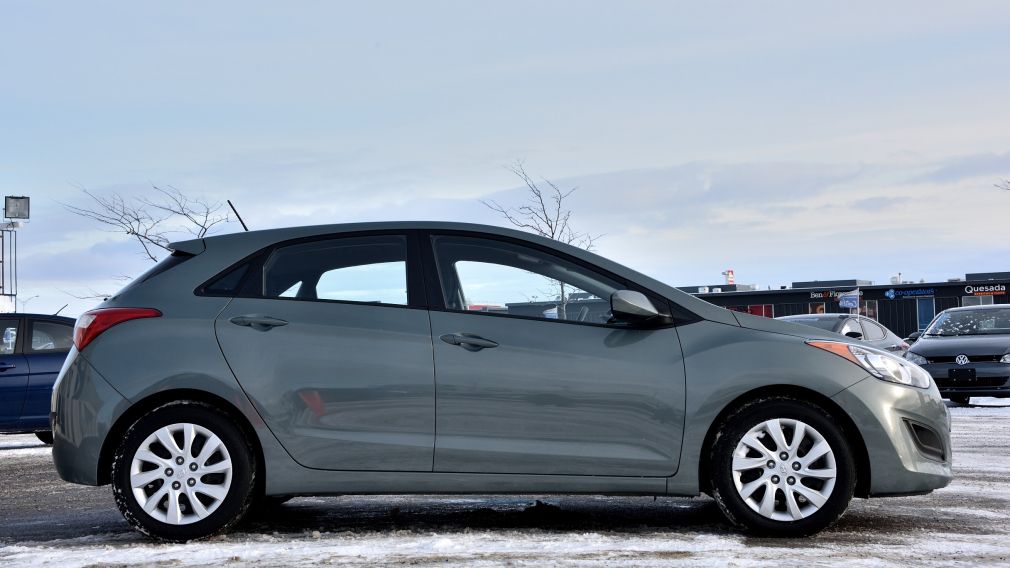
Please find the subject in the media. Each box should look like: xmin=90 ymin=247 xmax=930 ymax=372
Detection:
xmin=0 ymin=353 xmax=29 ymax=430
xmin=215 ymin=298 xmax=436 ymax=471
xmin=429 ymin=310 xmax=686 ymax=476
xmin=668 ymin=318 xmax=873 ymax=495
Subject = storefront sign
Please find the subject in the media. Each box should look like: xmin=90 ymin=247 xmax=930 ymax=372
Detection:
xmin=964 ymin=284 xmax=1007 ymax=296
xmin=809 ymin=290 xmax=863 ymax=300
xmin=884 ymin=288 xmax=936 ymax=300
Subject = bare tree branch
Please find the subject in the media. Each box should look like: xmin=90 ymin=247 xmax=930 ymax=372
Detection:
xmin=996 ymin=179 xmax=1010 ymax=191
xmin=62 ymin=185 xmax=231 ymax=263
xmin=482 ymin=160 xmax=599 ymax=250
xmin=482 ymin=161 xmax=601 ymax=319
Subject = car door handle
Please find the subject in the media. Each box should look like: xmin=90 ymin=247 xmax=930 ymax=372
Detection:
xmin=439 ymin=333 xmax=499 ymax=351
xmin=230 ymin=315 xmax=289 ymax=331
xmin=0 ymin=362 xmax=15 ymax=371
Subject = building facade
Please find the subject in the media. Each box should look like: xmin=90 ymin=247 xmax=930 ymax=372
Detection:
xmin=691 ymin=272 xmax=1010 ymax=338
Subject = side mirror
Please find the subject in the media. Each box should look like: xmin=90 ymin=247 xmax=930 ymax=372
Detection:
xmin=907 ymin=331 xmax=922 ymax=342
xmin=610 ymin=290 xmax=662 ymax=324
xmin=844 ymin=331 xmax=863 ymax=339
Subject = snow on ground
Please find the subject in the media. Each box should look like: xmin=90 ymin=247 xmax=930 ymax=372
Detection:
xmin=1 ymin=399 xmax=1009 ymax=566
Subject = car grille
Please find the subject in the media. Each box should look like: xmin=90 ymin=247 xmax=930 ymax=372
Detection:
xmin=935 ymin=376 xmax=1009 ymax=388
xmin=927 ymin=355 xmax=1003 ymax=364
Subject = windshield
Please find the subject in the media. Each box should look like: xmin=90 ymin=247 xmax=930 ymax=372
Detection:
xmin=924 ymin=308 xmax=1010 ymax=336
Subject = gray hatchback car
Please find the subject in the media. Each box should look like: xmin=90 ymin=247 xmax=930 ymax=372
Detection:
xmin=51 ymin=222 xmax=952 ymax=541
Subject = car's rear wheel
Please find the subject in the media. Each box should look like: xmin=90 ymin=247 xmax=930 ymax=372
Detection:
xmin=111 ymin=401 xmax=257 ymax=541
xmin=948 ymin=395 xmax=971 ymax=406
xmin=35 ymin=431 xmax=53 ymax=445
xmin=710 ymin=396 xmax=856 ymax=536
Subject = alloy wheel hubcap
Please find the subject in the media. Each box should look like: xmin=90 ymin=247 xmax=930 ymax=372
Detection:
xmin=129 ymin=423 xmax=233 ymax=525
xmin=731 ymin=418 xmax=837 ymax=521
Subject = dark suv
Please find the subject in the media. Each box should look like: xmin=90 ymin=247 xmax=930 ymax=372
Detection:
xmin=904 ymin=304 xmax=1010 ymax=405
xmin=0 ymin=313 xmax=75 ymax=444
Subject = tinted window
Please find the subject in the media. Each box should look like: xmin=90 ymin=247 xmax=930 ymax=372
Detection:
xmin=839 ymin=318 xmax=862 ymax=336
xmin=782 ymin=317 xmax=841 ymax=332
xmin=262 ymin=235 xmax=408 ymax=305
xmin=431 ymin=235 xmax=628 ymax=324
xmin=203 ymin=262 xmax=251 ymax=295
xmin=0 ymin=319 xmax=18 ymax=355
xmin=28 ymin=320 xmax=73 ymax=353
xmin=860 ymin=319 xmax=886 ymax=340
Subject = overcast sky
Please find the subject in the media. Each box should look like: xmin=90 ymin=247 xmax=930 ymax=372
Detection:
xmin=3 ymin=1 xmax=1010 ymax=317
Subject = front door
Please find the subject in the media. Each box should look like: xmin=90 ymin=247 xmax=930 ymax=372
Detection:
xmin=214 ymin=233 xmax=435 ymax=471
xmin=0 ymin=318 xmax=28 ymax=429
xmin=426 ymin=234 xmax=686 ymax=477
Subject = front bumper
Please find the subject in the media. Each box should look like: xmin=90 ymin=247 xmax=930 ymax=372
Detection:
xmin=832 ymin=376 xmax=952 ymax=496
xmin=921 ymin=362 xmax=1010 ymax=398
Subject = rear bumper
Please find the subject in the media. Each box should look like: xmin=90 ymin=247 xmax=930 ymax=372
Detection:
xmin=832 ymin=377 xmax=952 ymax=496
xmin=50 ymin=349 xmax=129 ymax=486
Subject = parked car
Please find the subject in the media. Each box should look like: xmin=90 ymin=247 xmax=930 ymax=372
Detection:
xmin=51 ymin=222 xmax=951 ymax=541
xmin=776 ymin=314 xmax=908 ymax=355
xmin=0 ymin=313 xmax=75 ymax=444
xmin=904 ymin=304 xmax=1010 ymax=405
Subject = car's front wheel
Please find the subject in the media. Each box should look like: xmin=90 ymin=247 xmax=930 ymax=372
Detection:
xmin=948 ymin=395 xmax=970 ymax=406
xmin=710 ymin=396 xmax=856 ymax=536
xmin=111 ymin=401 xmax=257 ymax=541
xmin=35 ymin=431 xmax=53 ymax=445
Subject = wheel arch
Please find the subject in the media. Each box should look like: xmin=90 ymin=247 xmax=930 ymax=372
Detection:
xmin=97 ymin=388 xmax=265 ymax=488
xmin=698 ymin=384 xmax=871 ymax=498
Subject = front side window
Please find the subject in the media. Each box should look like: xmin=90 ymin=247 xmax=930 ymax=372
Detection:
xmin=262 ymin=235 xmax=409 ymax=305
xmin=28 ymin=321 xmax=73 ymax=353
xmin=431 ymin=235 xmax=627 ymax=324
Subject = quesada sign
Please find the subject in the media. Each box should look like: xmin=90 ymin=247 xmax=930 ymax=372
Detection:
xmin=965 ymin=284 xmax=1007 ymax=297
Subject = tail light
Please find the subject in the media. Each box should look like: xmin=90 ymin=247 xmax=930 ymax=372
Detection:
xmin=74 ymin=308 xmax=162 ymax=350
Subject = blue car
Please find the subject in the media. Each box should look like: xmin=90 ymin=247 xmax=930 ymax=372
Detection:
xmin=0 ymin=313 xmax=75 ymax=444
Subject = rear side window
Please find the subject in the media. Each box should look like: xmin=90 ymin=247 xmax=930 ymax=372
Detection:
xmin=860 ymin=320 xmax=886 ymax=340
xmin=28 ymin=320 xmax=73 ymax=353
xmin=262 ymin=235 xmax=408 ymax=305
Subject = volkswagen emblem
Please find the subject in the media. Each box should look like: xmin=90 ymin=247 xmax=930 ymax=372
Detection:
xmin=955 ymin=354 xmax=970 ymax=366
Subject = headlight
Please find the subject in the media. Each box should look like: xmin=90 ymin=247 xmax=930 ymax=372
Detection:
xmin=808 ymin=340 xmax=932 ymax=389
xmin=905 ymin=352 xmax=928 ymax=365
xmin=1001 ymin=354 xmax=1010 ymax=364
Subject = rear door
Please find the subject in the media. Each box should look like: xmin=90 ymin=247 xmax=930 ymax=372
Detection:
xmin=424 ymin=233 xmax=686 ymax=477
xmin=21 ymin=318 xmax=74 ymax=429
xmin=0 ymin=318 xmax=28 ymax=429
xmin=212 ymin=232 xmax=436 ymax=471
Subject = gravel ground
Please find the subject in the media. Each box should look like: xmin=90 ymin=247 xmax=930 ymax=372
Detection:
xmin=1 ymin=399 xmax=1008 ymax=567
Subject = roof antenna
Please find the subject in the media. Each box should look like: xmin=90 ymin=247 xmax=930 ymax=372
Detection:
xmin=54 ymin=303 xmax=68 ymax=316
xmin=228 ymin=200 xmax=249 ymax=232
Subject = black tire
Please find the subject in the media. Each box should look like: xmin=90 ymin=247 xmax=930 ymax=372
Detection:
xmin=35 ymin=431 xmax=54 ymax=445
xmin=111 ymin=401 xmax=258 ymax=542
xmin=709 ymin=396 xmax=856 ymax=537
xmin=948 ymin=395 xmax=971 ymax=406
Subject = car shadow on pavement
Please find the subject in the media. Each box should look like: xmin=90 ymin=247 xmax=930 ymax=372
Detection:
xmin=238 ymin=496 xmax=733 ymax=536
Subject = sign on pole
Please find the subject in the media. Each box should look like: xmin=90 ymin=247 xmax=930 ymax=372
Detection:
xmin=838 ymin=291 xmax=860 ymax=309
